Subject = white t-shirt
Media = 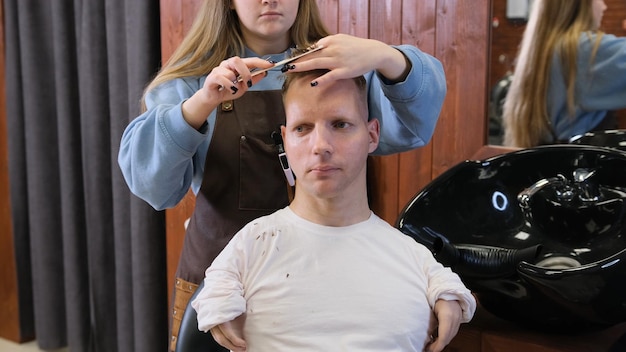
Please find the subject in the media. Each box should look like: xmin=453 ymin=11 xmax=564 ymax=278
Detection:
xmin=192 ymin=207 xmax=476 ymax=351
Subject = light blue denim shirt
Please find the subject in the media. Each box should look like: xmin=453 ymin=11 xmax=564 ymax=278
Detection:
xmin=548 ymin=33 xmax=626 ymax=142
xmin=118 ymin=45 xmax=446 ymax=210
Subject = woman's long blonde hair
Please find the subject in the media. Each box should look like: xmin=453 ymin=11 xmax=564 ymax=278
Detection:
xmin=141 ymin=0 xmax=330 ymax=110
xmin=502 ymin=0 xmax=603 ymax=147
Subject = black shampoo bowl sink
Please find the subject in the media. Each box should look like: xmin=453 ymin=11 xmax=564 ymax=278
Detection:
xmin=570 ymin=129 xmax=626 ymax=151
xmin=397 ymin=145 xmax=626 ymax=333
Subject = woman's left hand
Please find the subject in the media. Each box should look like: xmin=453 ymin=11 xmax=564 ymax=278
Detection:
xmin=289 ymin=33 xmax=411 ymax=86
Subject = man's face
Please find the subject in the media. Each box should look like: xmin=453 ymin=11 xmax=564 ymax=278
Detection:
xmin=282 ymin=76 xmax=379 ymax=200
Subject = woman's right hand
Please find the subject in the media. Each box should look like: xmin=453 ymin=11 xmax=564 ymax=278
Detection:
xmin=182 ymin=57 xmax=273 ymax=130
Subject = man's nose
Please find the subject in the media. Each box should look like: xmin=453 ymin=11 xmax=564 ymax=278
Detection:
xmin=311 ymin=127 xmax=333 ymax=155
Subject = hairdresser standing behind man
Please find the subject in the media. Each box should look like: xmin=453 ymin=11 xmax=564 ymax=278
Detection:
xmin=117 ymin=1 xmax=446 ymax=349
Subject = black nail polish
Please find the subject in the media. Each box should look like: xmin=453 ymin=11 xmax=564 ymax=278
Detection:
xmin=310 ymin=81 xmax=318 ymax=87
xmin=247 ymin=80 xmax=252 ymax=88
xmin=230 ymin=86 xmax=239 ymax=94
xmin=268 ymin=60 xmax=277 ymax=64
xmin=288 ymin=64 xmax=296 ymax=70
xmin=281 ymin=65 xmax=289 ymax=73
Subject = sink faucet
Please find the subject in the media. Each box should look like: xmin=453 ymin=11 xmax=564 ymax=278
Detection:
xmin=517 ymin=168 xmax=601 ymax=209
xmin=518 ymin=174 xmax=569 ymax=209
xmin=573 ymin=168 xmax=599 ymax=202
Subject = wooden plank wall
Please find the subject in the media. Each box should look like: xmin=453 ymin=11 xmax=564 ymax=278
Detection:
xmin=431 ymin=1 xmax=490 ymax=177
xmin=0 ymin=0 xmax=23 ymax=342
xmin=160 ymin=0 xmax=490 ymax=302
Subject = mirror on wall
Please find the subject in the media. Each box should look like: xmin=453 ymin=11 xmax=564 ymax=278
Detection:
xmin=488 ymin=0 xmax=626 ymax=146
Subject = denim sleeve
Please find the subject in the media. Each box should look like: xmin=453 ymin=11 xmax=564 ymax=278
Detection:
xmin=117 ymin=78 xmax=211 ymax=210
xmin=578 ymin=33 xmax=626 ymax=111
xmin=367 ymin=45 xmax=446 ymax=155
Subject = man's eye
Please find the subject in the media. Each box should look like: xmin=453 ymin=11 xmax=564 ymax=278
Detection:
xmin=335 ymin=122 xmax=349 ymax=129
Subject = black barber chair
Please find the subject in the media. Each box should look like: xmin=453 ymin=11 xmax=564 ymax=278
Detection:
xmin=175 ymin=281 xmax=228 ymax=352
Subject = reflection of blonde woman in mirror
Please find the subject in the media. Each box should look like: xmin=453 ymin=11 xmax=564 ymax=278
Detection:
xmin=502 ymin=0 xmax=626 ymax=148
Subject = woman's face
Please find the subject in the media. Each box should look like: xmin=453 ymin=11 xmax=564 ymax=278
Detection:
xmin=231 ymin=0 xmax=300 ymax=52
xmin=591 ymin=0 xmax=607 ymax=29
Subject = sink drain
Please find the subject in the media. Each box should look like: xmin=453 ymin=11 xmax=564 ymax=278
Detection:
xmin=535 ymin=256 xmax=582 ymax=269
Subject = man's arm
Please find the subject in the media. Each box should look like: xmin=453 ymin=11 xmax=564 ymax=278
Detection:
xmin=425 ymin=299 xmax=464 ymax=352
xmin=210 ymin=314 xmax=247 ymax=352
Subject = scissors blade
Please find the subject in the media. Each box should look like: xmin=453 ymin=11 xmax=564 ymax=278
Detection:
xmin=248 ymin=45 xmax=324 ymax=78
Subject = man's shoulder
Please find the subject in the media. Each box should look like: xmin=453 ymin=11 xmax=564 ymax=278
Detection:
xmin=239 ymin=208 xmax=290 ymax=232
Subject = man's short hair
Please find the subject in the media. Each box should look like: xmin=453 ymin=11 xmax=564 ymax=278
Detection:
xmin=282 ymin=69 xmax=367 ymax=98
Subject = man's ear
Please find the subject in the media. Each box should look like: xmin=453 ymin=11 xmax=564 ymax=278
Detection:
xmin=280 ymin=125 xmax=287 ymax=144
xmin=368 ymin=118 xmax=380 ymax=153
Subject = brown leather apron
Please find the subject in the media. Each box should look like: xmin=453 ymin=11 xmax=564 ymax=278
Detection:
xmin=170 ymin=90 xmax=289 ymax=350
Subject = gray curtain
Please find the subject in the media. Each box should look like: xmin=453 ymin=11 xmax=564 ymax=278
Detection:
xmin=5 ymin=1 xmax=167 ymax=351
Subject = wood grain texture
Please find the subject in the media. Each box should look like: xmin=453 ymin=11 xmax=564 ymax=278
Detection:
xmin=0 ymin=0 xmax=22 ymax=341
xmin=337 ymin=0 xmax=368 ymax=37
xmin=367 ymin=0 xmax=402 ymax=222
xmin=445 ymin=305 xmax=626 ymax=352
xmin=397 ymin=0 xmax=438 ymax=213
xmin=316 ymin=0 xmax=339 ymax=33
xmin=159 ymin=0 xmax=183 ymax=64
xmin=432 ymin=0 xmax=490 ymax=178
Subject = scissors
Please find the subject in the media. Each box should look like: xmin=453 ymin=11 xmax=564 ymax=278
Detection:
xmin=237 ymin=44 xmax=324 ymax=82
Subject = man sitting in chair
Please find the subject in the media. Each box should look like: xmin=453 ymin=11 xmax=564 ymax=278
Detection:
xmin=191 ymin=69 xmax=476 ymax=352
